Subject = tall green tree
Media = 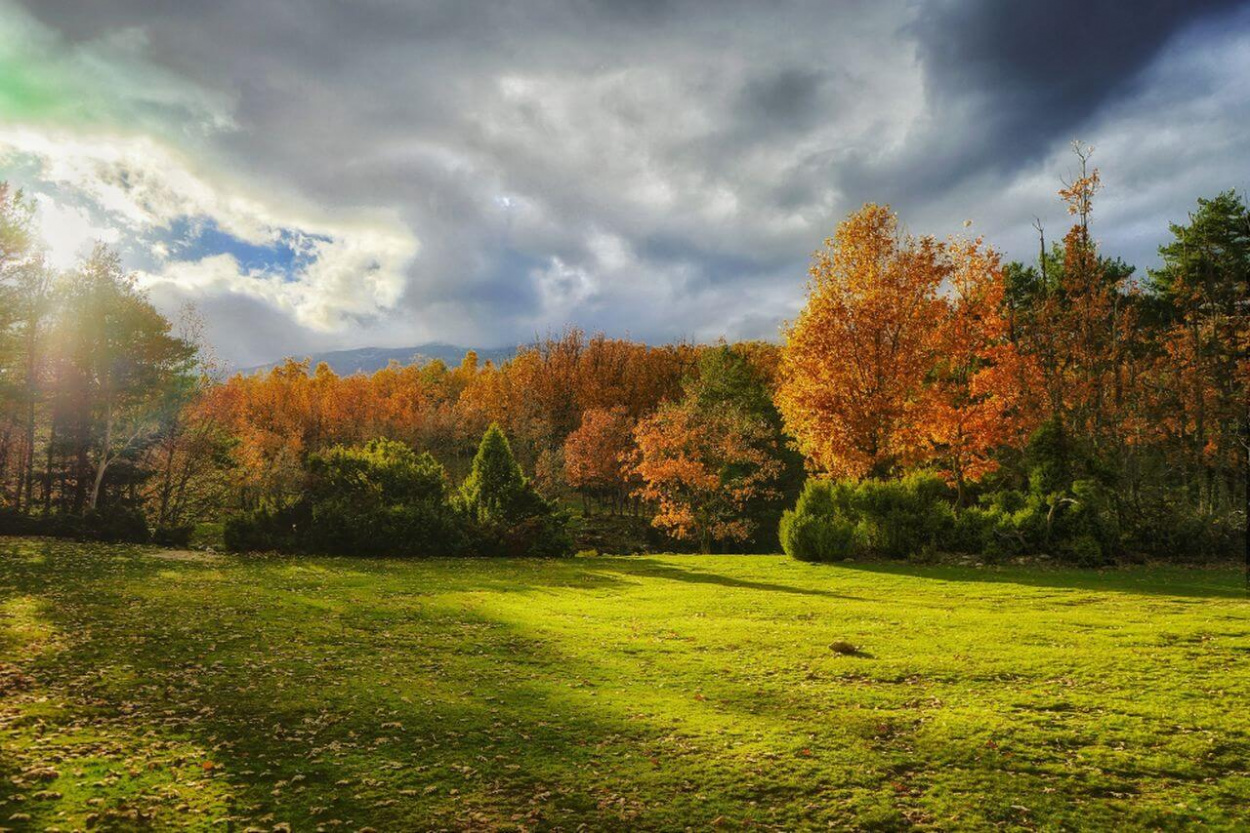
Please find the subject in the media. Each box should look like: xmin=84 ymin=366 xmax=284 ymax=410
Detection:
xmin=52 ymin=246 xmax=197 ymax=510
xmin=1147 ymin=191 xmax=1250 ymax=516
xmin=0 ymin=184 xmax=40 ymax=510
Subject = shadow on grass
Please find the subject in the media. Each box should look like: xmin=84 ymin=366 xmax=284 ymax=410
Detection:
xmin=587 ymin=557 xmax=864 ymax=600
xmin=0 ymin=541 xmax=684 ymax=828
xmin=811 ymin=558 xmax=1248 ymax=601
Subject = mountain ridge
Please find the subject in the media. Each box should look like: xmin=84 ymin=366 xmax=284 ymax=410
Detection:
xmin=233 ymin=343 xmax=516 ymax=376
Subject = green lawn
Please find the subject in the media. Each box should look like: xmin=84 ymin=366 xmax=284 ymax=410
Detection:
xmin=1 ymin=538 xmax=1247 ymax=831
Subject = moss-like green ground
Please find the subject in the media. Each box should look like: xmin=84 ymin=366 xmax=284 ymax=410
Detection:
xmin=1 ymin=537 xmax=1247 ymax=831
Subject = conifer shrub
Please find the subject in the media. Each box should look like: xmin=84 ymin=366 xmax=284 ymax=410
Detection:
xmin=780 ymin=473 xmax=955 ymax=561
xmin=459 ymin=424 xmax=572 ymax=557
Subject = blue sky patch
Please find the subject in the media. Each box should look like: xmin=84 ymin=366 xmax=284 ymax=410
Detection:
xmin=161 ymin=217 xmax=330 ymax=277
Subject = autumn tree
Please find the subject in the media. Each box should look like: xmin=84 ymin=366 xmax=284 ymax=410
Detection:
xmin=563 ymin=406 xmax=637 ymax=514
xmin=1055 ymin=149 xmax=1141 ymax=448
xmin=630 ymin=344 xmax=796 ymax=551
xmin=631 ymin=347 xmax=792 ymax=553
xmin=924 ymin=237 xmax=1037 ymax=504
xmin=778 ymin=204 xmax=948 ymax=478
xmin=689 ymin=344 xmax=803 ymax=547
xmin=632 ymin=400 xmax=783 ymax=552
xmin=1007 ymin=145 xmax=1140 ymax=448
xmin=139 ymin=310 xmax=233 ymax=534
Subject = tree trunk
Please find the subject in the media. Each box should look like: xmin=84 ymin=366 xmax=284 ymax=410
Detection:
xmin=88 ymin=402 xmax=113 ymax=511
xmin=20 ymin=392 xmax=36 ymax=513
xmin=43 ymin=422 xmax=55 ymax=514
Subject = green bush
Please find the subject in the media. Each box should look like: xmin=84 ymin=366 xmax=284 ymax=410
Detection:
xmin=191 ymin=522 xmax=226 ymax=550
xmin=225 ymin=439 xmax=466 ymax=557
xmin=153 ymin=524 xmax=195 ymax=548
xmin=0 ymin=508 xmax=42 ymax=537
xmin=223 ymin=432 xmax=572 ymax=558
xmin=305 ymin=439 xmax=466 ymax=557
xmin=850 ymin=473 xmax=955 ymax=559
xmin=950 ymin=477 xmax=1120 ymax=565
xmin=0 ymin=505 xmax=150 ymax=544
xmin=224 ymin=503 xmax=308 ymax=553
xmin=81 ymin=505 xmax=150 ymax=543
xmin=781 ymin=473 xmax=955 ymax=561
xmin=780 ymin=462 xmax=1127 ymax=566
xmin=1117 ymin=490 xmax=1242 ymax=561
xmin=948 ymin=505 xmax=998 ymax=556
xmin=779 ymin=480 xmax=856 ymax=562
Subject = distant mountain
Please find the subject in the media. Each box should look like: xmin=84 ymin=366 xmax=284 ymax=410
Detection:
xmin=235 ymin=343 xmax=515 ymax=376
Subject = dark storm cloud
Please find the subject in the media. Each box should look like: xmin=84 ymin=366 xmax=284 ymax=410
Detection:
xmin=912 ymin=0 xmax=1245 ymax=169
xmin=10 ymin=0 xmax=1250 ymax=366
xmin=736 ymin=68 xmax=830 ymax=132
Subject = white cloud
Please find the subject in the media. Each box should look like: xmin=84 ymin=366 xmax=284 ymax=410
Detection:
xmin=2 ymin=127 xmax=420 ymax=331
xmin=33 ymin=192 xmax=119 ymax=270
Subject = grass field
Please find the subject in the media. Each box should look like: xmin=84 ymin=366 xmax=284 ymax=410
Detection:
xmin=1 ymin=538 xmax=1248 ymax=831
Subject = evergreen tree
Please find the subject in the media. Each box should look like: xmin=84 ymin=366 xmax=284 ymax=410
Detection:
xmin=459 ymin=423 xmax=571 ymax=556
xmin=459 ymin=423 xmax=531 ymax=524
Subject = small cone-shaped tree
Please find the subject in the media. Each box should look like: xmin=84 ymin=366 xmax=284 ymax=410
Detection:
xmin=459 ymin=424 xmax=573 ymax=556
xmin=459 ymin=423 xmax=529 ymax=524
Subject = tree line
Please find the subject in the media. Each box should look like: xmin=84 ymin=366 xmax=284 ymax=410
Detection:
xmin=780 ymin=148 xmax=1246 ymax=563
xmin=0 ymin=147 xmax=1245 ymax=561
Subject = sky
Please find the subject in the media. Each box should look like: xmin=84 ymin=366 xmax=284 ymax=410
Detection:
xmin=1 ymin=0 xmax=1247 ymax=369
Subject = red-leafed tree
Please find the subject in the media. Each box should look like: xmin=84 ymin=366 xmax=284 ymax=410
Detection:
xmin=563 ymin=406 xmax=636 ymax=514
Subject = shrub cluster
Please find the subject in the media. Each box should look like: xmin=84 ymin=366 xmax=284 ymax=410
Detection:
xmin=780 ymin=473 xmax=957 ymax=562
xmin=780 ymin=472 xmax=1123 ymax=565
xmin=225 ymin=427 xmax=571 ymax=558
xmin=0 ymin=505 xmax=151 ymax=544
xmin=781 ymin=423 xmax=1126 ymax=565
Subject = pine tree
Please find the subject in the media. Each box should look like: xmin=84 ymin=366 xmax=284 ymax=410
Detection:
xmin=459 ymin=423 xmax=529 ymax=524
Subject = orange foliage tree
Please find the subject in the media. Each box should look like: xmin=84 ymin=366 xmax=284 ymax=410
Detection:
xmin=563 ymin=406 xmax=637 ymax=513
xmin=1019 ymin=145 xmax=1139 ymax=447
xmin=199 ymin=331 xmax=699 ymax=507
xmin=631 ymin=400 xmax=783 ymax=552
xmin=777 ymin=204 xmax=948 ymax=478
xmin=924 ymin=237 xmax=1038 ymax=502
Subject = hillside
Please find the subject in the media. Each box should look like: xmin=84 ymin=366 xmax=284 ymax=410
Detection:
xmin=235 ymin=342 xmax=516 ymax=376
